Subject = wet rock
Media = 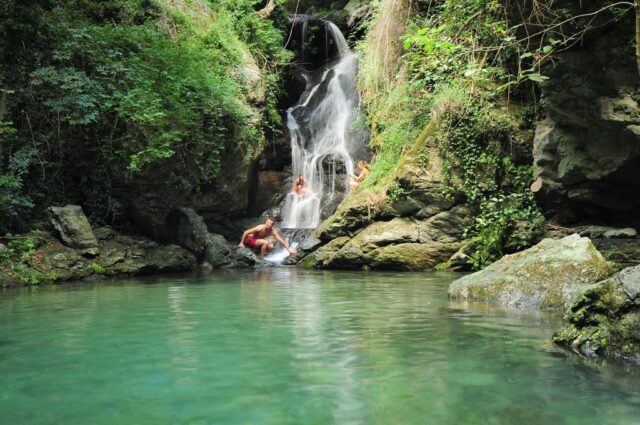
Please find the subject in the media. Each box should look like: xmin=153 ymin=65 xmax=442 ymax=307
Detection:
xmin=299 ymin=236 xmax=350 ymax=269
xmin=1 ymin=228 xmax=198 ymax=285
xmin=249 ymin=171 xmax=288 ymax=217
xmin=553 ymin=265 xmax=640 ymax=363
xmin=47 ymin=205 xmax=99 ymax=257
xmin=298 ymin=235 xmax=322 ymax=252
xmin=315 ymin=190 xmax=392 ymax=241
xmin=449 ymin=234 xmax=614 ymax=310
xmin=94 ymin=226 xmax=117 ymax=241
xmin=236 ymin=247 xmax=258 ymax=267
xmin=444 ymin=242 xmax=477 ymax=272
xmin=139 ymin=245 xmax=196 ymax=274
xmin=283 ymin=234 xmax=322 ymax=265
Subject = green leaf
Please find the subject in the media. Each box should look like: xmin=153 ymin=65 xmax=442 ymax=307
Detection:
xmin=526 ymin=73 xmax=549 ymax=83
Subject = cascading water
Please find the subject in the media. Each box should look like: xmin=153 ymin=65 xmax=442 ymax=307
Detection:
xmin=281 ymin=20 xmax=364 ymax=230
xmin=265 ymin=19 xmax=368 ymax=263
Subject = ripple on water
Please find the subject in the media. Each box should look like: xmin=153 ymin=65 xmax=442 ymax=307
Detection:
xmin=0 ymin=270 xmax=639 ymax=425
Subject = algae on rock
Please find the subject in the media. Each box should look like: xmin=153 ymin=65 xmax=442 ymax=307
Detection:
xmin=553 ymin=265 xmax=640 ymax=363
xmin=448 ymin=234 xmax=614 ymax=310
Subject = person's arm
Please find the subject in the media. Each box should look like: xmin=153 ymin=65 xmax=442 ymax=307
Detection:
xmin=273 ymin=229 xmax=296 ymax=254
xmin=355 ymin=169 xmax=370 ymax=182
xmin=239 ymin=225 xmax=261 ymax=247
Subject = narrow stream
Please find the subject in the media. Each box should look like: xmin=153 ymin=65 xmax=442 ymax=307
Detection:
xmin=1 ymin=270 xmax=639 ymax=424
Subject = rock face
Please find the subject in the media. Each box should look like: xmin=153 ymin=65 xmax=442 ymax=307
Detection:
xmin=533 ymin=27 xmax=640 ymax=227
xmin=47 ymin=205 xmax=99 ymax=257
xmin=448 ymin=234 xmax=614 ymax=310
xmin=554 ymin=265 xmax=640 ymax=363
xmin=299 ymin=156 xmax=474 ymax=270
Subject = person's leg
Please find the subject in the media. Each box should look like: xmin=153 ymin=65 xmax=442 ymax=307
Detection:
xmin=253 ymin=239 xmax=269 ymax=258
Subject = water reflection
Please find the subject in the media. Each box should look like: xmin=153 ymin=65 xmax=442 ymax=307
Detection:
xmin=0 ymin=270 xmax=639 ymax=425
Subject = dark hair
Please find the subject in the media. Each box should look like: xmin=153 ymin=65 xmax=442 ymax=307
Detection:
xmin=265 ymin=217 xmax=275 ymax=222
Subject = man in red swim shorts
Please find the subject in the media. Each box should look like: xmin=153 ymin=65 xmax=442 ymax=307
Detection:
xmin=238 ymin=218 xmax=296 ymax=259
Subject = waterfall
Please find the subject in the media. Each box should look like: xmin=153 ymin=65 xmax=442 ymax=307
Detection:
xmin=280 ymin=21 xmax=364 ymax=230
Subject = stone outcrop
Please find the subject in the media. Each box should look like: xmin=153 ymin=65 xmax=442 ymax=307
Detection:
xmin=47 ymin=205 xmax=99 ymax=257
xmin=533 ymin=25 xmax=640 ymax=227
xmin=299 ymin=153 xmax=474 ymax=270
xmin=553 ymin=265 xmax=640 ymax=363
xmin=0 ymin=227 xmax=196 ymax=286
xmin=448 ymin=234 xmax=614 ymax=310
xmin=165 ymin=207 xmax=269 ymax=269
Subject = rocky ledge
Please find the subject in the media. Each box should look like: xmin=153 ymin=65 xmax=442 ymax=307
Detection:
xmin=0 ymin=227 xmax=196 ymax=287
xmin=553 ymin=265 xmax=640 ymax=363
xmin=1 ymin=204 xmax=197 ymax=286
xmin=294 ymin=156 xmax=475 ymax=271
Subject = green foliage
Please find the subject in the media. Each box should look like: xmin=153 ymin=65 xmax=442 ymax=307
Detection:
xmin=386 ymin=183 xmax=406 ymax=203
xmin=89 ymin=262 xmax=105 ymax=274
xmin=10 ymin=263 xmax=52 ymax=285
xmin=0 ymin=0 xmax=290 ymax=231
xmin=1 ymin=237 xmax=37 ymax=261
xmin=355 ymin=0 xmax=547 ymax=270
xmin=0 ymin=236 xmax=52 ymax=285
xmin=437 ymin=97 xmax=544 ymax=269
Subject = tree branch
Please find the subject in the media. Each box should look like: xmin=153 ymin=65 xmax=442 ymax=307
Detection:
xmin=257 ymin=0 xmax=277 ymax=19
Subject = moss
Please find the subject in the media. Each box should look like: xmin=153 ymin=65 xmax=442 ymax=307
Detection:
xmin=554 ymin=269 xmax=640 ymax=362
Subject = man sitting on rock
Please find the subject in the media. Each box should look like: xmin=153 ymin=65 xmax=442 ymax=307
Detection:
xmin=238 ymin=218 xmax=296 ymax=259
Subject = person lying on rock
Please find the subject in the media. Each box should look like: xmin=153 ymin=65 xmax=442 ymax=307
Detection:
xmin=238 ymin=218 xmax=296 ymax=259
xmin=292 ymin=174 xmax=310 ymax=195
xmin=349 ymin=160 xmax=370 ymax=190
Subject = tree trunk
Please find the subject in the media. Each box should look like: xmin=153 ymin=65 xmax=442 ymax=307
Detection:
xmin=636 ymin=1 xmax=640 ymax=76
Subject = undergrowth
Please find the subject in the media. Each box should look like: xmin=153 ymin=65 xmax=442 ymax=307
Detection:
xmin=0 ymin=0 xmax=292 ymax=231
xmin=355 ymin=0 xmax=551 ymax=268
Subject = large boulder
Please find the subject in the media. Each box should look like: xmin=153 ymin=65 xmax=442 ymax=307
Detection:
xmin=165 ymin=208 xmax=210 ymax=257
xmin=533 ymin=25 xmax=640 ymax=227
xmin=449 ymin=234 xmax=614 ymax=310
xmin=553 ymin=265 xmax=640 ymax=363
xmin=47 ymin=205 xmax=99 ymax=257
xmin=305 ymin=205 xmax=472 ymax=270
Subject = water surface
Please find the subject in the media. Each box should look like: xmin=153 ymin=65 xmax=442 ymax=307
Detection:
xmin=1 ymin=269 xmax=639 ymax=424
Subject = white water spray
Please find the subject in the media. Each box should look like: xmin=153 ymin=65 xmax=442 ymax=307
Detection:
xmin=280 ymin=21 xmax=363 ymax=230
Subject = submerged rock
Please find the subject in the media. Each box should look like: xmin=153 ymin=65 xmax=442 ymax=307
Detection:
xmin=553 ymin=265 xmax=640 ymax=363
xmin=448 ymin=234 xmax=614 ymax=310
xmin=47 ymin=205 xmax=99 ymax=257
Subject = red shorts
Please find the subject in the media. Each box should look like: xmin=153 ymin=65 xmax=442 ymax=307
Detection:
xmin=245 ymin=235 xmax=258 ymax=249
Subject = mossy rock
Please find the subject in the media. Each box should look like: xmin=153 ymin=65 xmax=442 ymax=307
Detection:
xmin=298 ymin=237 xmax=351 ymax=269
xmin=449 ymin=234 xmax=614 ymax=310
xmin=553 ymin=264 xmax=640 ymax=363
